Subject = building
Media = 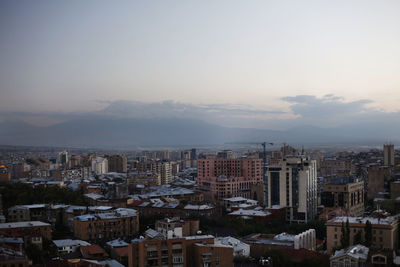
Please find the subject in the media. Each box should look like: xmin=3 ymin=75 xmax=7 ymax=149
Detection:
xmin=73 ymin=208 xmax=139 ymax=241
xmin=155 ymin=217 xmax=199 ymax=238
xmin=391 ymin=181 xmax=400 ymax=199
xmin=8 ymin=204 xmax=48 ymax=222
xmin=242 ymin=229 xmax=316 ymax=259
xmin=91 ymin=157 xmax=108 ymax=175
xmin=197 ymin=157 xmax=263 ymax=201
xmin=53 ymin=239 xmax=91 ymax=254
xmin=106 ymin=155 xmax=127 ymax=173
xmin=326 ymin=216 xmax=399 ymax=253
xmin=320 ymin=158 xmax=355 ymax=177
xmin=222 ymin=197 xmax=258 ymax=212
xmin=57 ymin=150 xmax=69 ymax=166
xmin=321 ymin=177 xmax=365 ymax=217
xmin=0 ymin=165 xmax=11 ymax=183
xmin=128 ymin=235 xmax=233 ymax=267
xmin=127 ymin=171 xmax=161 ymax=187
xmin=330 ymin=244 xmax=369 ymax=267
xmin=80 ymin=244 xmax=109 ymax=260
xmin=0 ymin=221 xmax=52 ymax=249
xmin=265 ymin=157 xmax=317 ymax=222
xmin=367 ymin=166 xmax=391 ymax=200
xmin=160 ymin=162 xmax=172 ymax=185
xmin=384 ymin=144 xmax=395 ymax=167
xmin=215 ymin=236 xmax=250 ymax=257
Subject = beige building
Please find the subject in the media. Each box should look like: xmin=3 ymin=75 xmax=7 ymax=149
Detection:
xmin=321 ymin=177 xmax=364 ymax=217
xmin=326 ymin=216 xmax=399 ymax=253
xmin=384 ymin=144 xmax=395 ymax=167
xmin=265 ymin=157 xmax=317 ymax=222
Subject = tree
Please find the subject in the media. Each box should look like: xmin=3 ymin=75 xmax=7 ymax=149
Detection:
xmin=364 ymin=220 xmax=372 ymax=247
xmin=340 ymin=222 xmax=347 ymax=248
xmin=354 ymin=230 xmax=362 ymax=244
xmin=340 ymin=219 xmax=350 ymax=248
xmin=253 ymin=191 xmax=258 ymax=201
xmin=346 ymin=219 xmax=350 ymax=245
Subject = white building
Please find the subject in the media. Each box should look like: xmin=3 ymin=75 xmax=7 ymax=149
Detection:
xmin=92 ymin=157 xmax=108 ymax=175
xmin=265 ymin=156 xmax=317 ymax=222
xmin=53 ymin=239 xmax=90 ymax=254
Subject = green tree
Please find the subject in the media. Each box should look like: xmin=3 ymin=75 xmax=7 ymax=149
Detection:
xmin=340 ymin=222 xmax=347 ymax=248
xmin=354 ymin=230 xmax=362 ymax=244
xmin=364 ymin=220 xmax=372 ymax=246
xmin=345 ymin=219 xmax=350 ymax=245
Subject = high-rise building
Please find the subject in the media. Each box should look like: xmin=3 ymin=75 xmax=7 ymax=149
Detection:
xmin=160 ymin=162 xmax=172 ymax=185
xmin=57 ymin=150 xmax=69 ymax=166
xmin=91 ymin=157 xmax=108 ymax=175
xmin=384 ymin=144 xmax=395 ymax=167
xmin=366 ymin=165 xmax=390 ymax=199
xmin=265 ymin=157 xmax=317 ymax=223
xmin=106 ymin=155 xmax=127 ymax=173
xmin=197 ymin=157 xmax=262 ymax=201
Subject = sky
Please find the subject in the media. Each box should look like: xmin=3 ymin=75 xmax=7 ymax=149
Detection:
xmin=1 ymin=0 xmax=400 ymax=130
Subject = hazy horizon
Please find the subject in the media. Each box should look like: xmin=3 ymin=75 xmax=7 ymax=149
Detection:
xmin=1 ymin=1 xmax=400 ymax=145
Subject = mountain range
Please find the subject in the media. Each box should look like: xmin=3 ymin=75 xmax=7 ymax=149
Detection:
xmin=0 ymin=117 xmax=390 ymax=149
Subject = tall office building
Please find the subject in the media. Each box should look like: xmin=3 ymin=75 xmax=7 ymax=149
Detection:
xmin=384 ymin=144 xmax=395 ymax=167
xmin=265 ymin=156 xmax=317 ymax=223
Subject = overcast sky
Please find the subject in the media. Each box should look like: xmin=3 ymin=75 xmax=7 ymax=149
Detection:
xmin=1 ymin=0 xmax=400 ymax=129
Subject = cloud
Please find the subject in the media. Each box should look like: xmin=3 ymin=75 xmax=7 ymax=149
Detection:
xmin=279 ymin=94 xmax=378 ymax=127
xmin=1 ymin=95 xmax=400 ymax=137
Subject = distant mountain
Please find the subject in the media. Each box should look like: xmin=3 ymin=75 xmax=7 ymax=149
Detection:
xmin=0 ymin=117 xmax=391 ymax=148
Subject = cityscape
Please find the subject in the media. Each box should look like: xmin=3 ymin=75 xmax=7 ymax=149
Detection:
xmin=1 ymin=1 xmax=400 ymax=267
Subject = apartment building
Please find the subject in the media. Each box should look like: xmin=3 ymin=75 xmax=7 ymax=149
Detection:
xmin=8 ymin=204 xmax=48 ymax=222
xmin=128 ymin=235 xmax=233 ymax=267
xmin=197 ymin=157 xmax=262 ymax=201
xmin=326 ymin=216 xmax=399 ymax=253
xmin=73 ymin=208 xmax=139 ymax=241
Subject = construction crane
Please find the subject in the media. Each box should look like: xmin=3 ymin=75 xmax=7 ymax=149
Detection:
xmin=226 ymin=141 xmax=274 ymax=206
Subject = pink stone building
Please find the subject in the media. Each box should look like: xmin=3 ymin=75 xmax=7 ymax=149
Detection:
xmin=197 ymin=157 xmax=262 ymax=201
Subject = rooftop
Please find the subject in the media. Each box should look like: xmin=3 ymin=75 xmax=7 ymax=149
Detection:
xmin=53 ymin=239 xmax=90 ymax=248
xmin=0 ymin=221 xmax=50 ymax=229
xmin=327 ymin=216 xmax=397 ymax=225
xmin=331 ymin=244 xmax=369 ymax=261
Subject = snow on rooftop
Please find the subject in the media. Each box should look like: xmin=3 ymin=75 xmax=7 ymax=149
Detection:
xmin=0 ymin=221 xmax=50 ymax=228
xmin=184 ymin=204 xmax=213 ymax=210
xmin=328 ymin=216 xmax=396 ymax=225
xmin=273 ymin=232 xmax=295 ymax=242
xmin=53 ymin=239 xmax=90 ymax=248
xmin=84 ymin=193 xmax=104 ymax=200
xmin=229 ymin=208 xmax=271 ymax=217
xmin=223 ymin=197 xmax=248 ymax=202
xmin=185 ymin=235 xmax=214 ymax=240
xmin=9 ymin=204 xmax=46 ymax=210
xmin=331 ymin=244 xmax=369 ymax=261
xmin=106 ymin=239 xmax=129 ymax=248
